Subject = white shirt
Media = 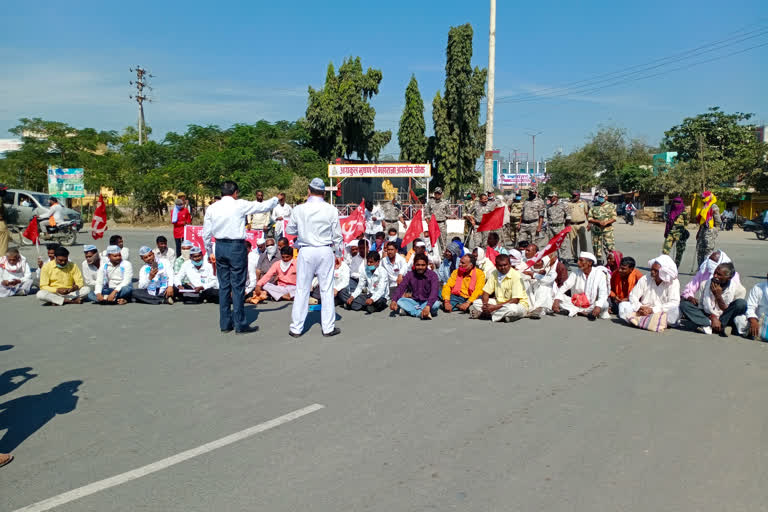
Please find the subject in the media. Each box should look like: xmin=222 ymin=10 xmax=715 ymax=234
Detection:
xmin=203 ymin=195 xmax=278 ymax=253
xmin=272 ymin=203 xmax=292 ymax=235
xmin=381 ymin=254 xmax=408 ymax=287
xmin=81 ymin=260 xmax=101 ymax=288
xmin=95 ymin=260 xmax=133 ymax=294
xmin=175 ymin=260 xmax=218 ymax=290
xmin=138 ymin=258 xmax=174 ymax=295
xmin=45 ymin=203 xmax=65 ymax=225
xmin=153 ymin=247 xmax=176 ymax=262
xmin=365 ymin=206 xmax=384 ymax=235
xmin=557 ymin=268 xmax=609 ymax=310
xmin=701 ymin=278 xmax=737 ymax=317
xmin=246 ymin=251 xmax=259 ymax=294
xmin=345 ymin=252 xmax=364 ymax=279
xmin=628 ymin=275 xmax=681 ymax=313
xmin=746 ymin=281 xmax=768 ymax=320
xmin=352 ymin=266 xmax=389 ymax=302
xmin=332 ymin=261 xmax=351 ymax=292
xmin=0 ymin=257 xmax=32 ymax=283
xmin=286 ymin=196 xmax=343 ymax=249
xmin=101 ymin=247 xmax=130 ymax=261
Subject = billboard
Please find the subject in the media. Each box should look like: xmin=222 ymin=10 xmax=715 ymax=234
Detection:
xmin=328 ymin=163 xmax=431 ymax=178
xmin=47 ymin=167 xmax=85 ymax=198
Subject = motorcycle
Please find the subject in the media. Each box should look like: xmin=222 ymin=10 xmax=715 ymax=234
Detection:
xmin=13 ymin=216 xmax=78 ymax=246
xmin=623 ymin=206 xmax=636 ymax=225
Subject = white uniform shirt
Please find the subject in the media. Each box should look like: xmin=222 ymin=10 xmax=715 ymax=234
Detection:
xmin=95 ymin=260 xmax=133 ymax=294
xmin=746 ymin=281 xmax=768 ymax=320
xmin=286 ymin=196 xmax=343 ymax=249
xmin=628 ymin=275 xmax=681 ymax=313
xmin=203 ymin=195 xmax=278 ymax=253
xmin=381 ymin=254 xmax=408 ymax=287
xmin=81 ymin=260 xmax=101 ymax=288
xmin=351 ymin=266 xmax=389 ymax=302
xmin=272 ymin=203 xmax=292 ymax=236
xmin=138 ymin=258 xmax=174 ymax=295
xmin=175 ymin=260 xmax=219 ymax=290
xmin=153 ymin=247 xmax=176 ymax=262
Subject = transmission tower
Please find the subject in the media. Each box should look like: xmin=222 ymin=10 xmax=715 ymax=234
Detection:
xmin=129 ymin=66 xmax=154 ymax=145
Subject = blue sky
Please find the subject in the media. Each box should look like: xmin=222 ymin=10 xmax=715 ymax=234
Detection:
xmin=1 ymin=0 xmax=766 ymax=160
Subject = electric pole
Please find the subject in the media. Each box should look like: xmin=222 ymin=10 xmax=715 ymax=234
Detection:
xmin=526 ymin=130 xmax=543 ymax=173
xmin=482 ymin=0 xmax=497 ymax=193
xmin=130 ymin=66 xmax=153 ymax=145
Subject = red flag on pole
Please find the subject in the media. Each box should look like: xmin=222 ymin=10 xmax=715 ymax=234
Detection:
xmin=91 ymin=194 xmax=108 ymax=240
xmin=340 ymin=200 xmax=366 ymax=243
xmin=401 ymin=208 xmax=423 ymax=249
xmin=525 ymin=225 xmax=572 ymax=268
xmin=427 ymin=213 xmax=440 ymax=247
xmin=22 ymin=217 xmax=39 ymax=245
xmin=409 ymin=188 xmax=421 ymax=204
xmin=477 ymin=206 xmax=505 ymax=232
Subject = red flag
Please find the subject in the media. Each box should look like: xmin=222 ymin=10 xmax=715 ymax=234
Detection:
xmin=477 ymin=206 xmax=505 ymax=232
xmin=485 ymin=245 xmax=499 ymax=265
xmin=22 ymin=217 xmax=39 ymax=245
xmin=409 ymin=188 xmax=421 ymax=204
xmin=340 ymin=200 xmax=366 ymax=243
xmin=91 ymin=194 xmax=108 ymax=240
xmin=401 ymin=208 xmax=423 ymax=249
xmin=525 ymin=225 xmax=572 ymax=268
xmin=428 ymin=213 xmax=440 ymax=247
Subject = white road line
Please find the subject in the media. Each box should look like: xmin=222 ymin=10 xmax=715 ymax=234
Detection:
xmin=13 ymin=403 xmax=325 ymax=512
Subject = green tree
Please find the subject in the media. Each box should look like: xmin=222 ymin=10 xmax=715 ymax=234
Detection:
xmin=398 ymin=75 xmax=427 ymax=163
xmin=305 ymin=58 xmax=392 ymax=161
xmin=430 ymin=23 xmax=487 ymax=198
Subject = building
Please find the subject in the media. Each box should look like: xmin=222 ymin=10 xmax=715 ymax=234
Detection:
xmin=0 ymin=138 xmax=22 ymax=156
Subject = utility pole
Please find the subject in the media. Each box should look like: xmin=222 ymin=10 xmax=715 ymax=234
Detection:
xmin=697 ymin=134 xmax=706 ymax=193
xmin=130 ymin=66 xmax=153 ymax=145
xmin=482 ymin=0 xmax=497 ymax=193
xmin=526 ymin=130 xmax=543 ymax=173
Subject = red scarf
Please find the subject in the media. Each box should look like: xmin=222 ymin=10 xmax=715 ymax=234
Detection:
xmin=452 ymin=268 xmax=478 ymax=297
xmin=485 ymin=246 xmax=499 ymax=265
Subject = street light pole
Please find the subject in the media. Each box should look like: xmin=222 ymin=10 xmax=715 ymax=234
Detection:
xmin=482 ymin=0 xmax=496 ymax=193
xmin=526 ymin=130 xmax=543 ymax=173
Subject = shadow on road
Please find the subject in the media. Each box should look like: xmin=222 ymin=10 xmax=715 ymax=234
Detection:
xmin=0 ymin=345 xmax=13 ymax=352
xmin=303 ymin=310 xmax=343 ymax=332
xmin=0 ymin=380 xmax=83 ymax=453
xmin=0 ymin=367 xmax=37 ymax=397
xmin=244 ymin=303 xmax=290 ymax=323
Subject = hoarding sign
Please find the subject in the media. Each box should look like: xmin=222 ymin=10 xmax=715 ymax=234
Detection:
xmin=47 ymin=167 xmax=85 ymax=198
xmin=328 ymin=163 xmax=431 ymax=178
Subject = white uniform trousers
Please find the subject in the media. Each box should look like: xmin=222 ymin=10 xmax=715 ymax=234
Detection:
xmin=290 ymin=246 xmax=335 ymax=335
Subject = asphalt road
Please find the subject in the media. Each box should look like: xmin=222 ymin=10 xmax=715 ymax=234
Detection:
xmin=1 ymin=221 xmax=766 ymax=512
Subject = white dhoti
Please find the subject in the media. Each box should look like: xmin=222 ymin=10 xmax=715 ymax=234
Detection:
xmin=528 ymin=283 xmax=555 ymax=312
xmin=0 ymin=279 xmax=33 ymax=297
xmin=470 ymin=298 xmax=528 ymax=322
xmin=36 ymin=286 xmax=91 ymax=305
xmin=290 ymin=246 xmax=335 ymax=335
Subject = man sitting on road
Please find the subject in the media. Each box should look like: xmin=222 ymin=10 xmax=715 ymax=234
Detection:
xmin=745 ymin=273 xmax=768 ymax=340
xmin=81 ymin=244 xmax=101 ymax=290
xmin=679 ymin=261 xmax=747 ymax=336
xmin=153 ymin=235 xmax=176 ymax=262
xmin=36 ymin=246 xmax=90 ymax=305
xmin=34 ymin=243 xmax=59 ymax=286
xmin=346 ymin=250 xmax=389 ymax=313
xmin=175 ymin=246 xmax=219 ymax=303
xmin=484 ymin=232 xmax=508 ymax=264
xmin=609 ymin=256 xmax=644 ymax=314
xmin=381 ymin=241 xmax=408 ymax=298
xmin=390 ymin=253 xmax=441 ymax=320
xmin=345 ymin=239 xmax=366 ymax=286
xmin=469 ymin=253 xmax=528 ymax=322
xmin=442 ymin=254 xmax=486 ymax=313
xmin=173 ymin=240 xmax=195 ymax=288
xmin=525 ymin=256 xmax=559 ymax=319
xmin=134 ymin=246 xmax=175 ymax=305
xmin=90 ymin=245 xmax=133 ymax=305
xmin=0 ymin=247 xmax=33 ymax=297
xmin=618 ymin=255 xmax=681 ymax=329
xmin=386 ymin=226 xmax=407 ymax=255
xmin=253 ymin=246 xmax=297 ymax=303
xmin=102 ymin=234 xmax=130 ymax=261
xmin=312 ymin=256 xmax=351 ymax=306
xmin=553 ymin=252 xmax=610 ymax=320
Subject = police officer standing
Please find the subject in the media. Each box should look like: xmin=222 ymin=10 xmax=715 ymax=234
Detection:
xmin=506 ymin=191 xmax=523 ymax=246
xmin=567 ymin=190 xmax=590 ymax=262
xmin=465 ymin=192 xmax=497 ymax=249
xmin=380 ymin=197 xmax=404 ymax=233
xmin=423 ymin=187 xmax=452 ymax=251
xmin=203 ymin=181 xmax=278 ymax=334
xmin=588 ymin=188 xmax=617 ymax=265
xmin=545 ymin=191 xmax=570 ymax=259
xmin=518 ymin=189 xmax=546 ymax=244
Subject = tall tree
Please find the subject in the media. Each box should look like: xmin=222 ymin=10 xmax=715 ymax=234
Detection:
xmin=430 ymin=23 xmax=487 ymax=198
xmin=398 ymin=75 xmax=427 ymax=163
xmin=305 ymin=57 xmax=392 ymax=161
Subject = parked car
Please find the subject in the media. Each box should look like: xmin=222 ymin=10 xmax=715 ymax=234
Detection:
xmin=1 ymin=188 xmax=84 ymax=231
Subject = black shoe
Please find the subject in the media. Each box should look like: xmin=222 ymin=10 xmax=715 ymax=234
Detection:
xmin=288 ymin=330 xmax=303 ymax=338
xmin=322 ymin=327 xmax=341 ymax=337
xmin=235 ymin=326 xmax=259 ymax=334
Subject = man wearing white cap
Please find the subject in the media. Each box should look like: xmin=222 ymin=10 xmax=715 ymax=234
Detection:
xmin=81 ymin=245 xmax=101 ymax=289
xmin=203 ymin=180 xmax=277 ymax=333
xmin=552 ymin=251 xmax=610 ymax=320
xmin=618 ymin=254 xmax=681 ymax=328
xmin=134 ymin=246 xmax=175 ymax=305
xmin=175 ymin=246 xmax=219 ymax=303
xmin=90 ymin=245 xmax=133 ymax=305
xmin=287 ymin=177 xmax=343 ymax=338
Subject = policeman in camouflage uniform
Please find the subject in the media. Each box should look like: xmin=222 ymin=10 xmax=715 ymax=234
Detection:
xmin=505 ymin=191 xmax=523 ymax=246
xmin=518 ymin=189 xmax=546 ymax=244
xmin=380 ymin=198 xmax=404 ymax=233
xmin=695 ymin=191 xmax=721 ymax=266
xmin=546 ymin=191 xmax=571 ymax=259
xmin=662 ymin=207 xmax=689 ymax=268
xmin=465 ymin=193 xmax=499 ymax=249
xmin=566 ymin=190 xmax=590 ymax=263
xmin=588 ymin=188 xmax=617 ymax=264
xmin=423 ymin=187 xmax=452 ymax=251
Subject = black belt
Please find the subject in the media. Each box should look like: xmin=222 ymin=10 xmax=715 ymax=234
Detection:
xmin=521 ymin=219 xmax=538 ymax=223
xmin=571 ymin=221 xmax=586 ymax=225
xmin=384 ymin=219 xmax=399 ymax=223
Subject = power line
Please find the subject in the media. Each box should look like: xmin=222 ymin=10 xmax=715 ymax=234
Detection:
xmin=129 ymin=66 xmax=154 ymax=145
xmin=494 ymin=25 xmax=767 ymax=104
xmin=496 ymin=40 xmax=768 ymax=105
